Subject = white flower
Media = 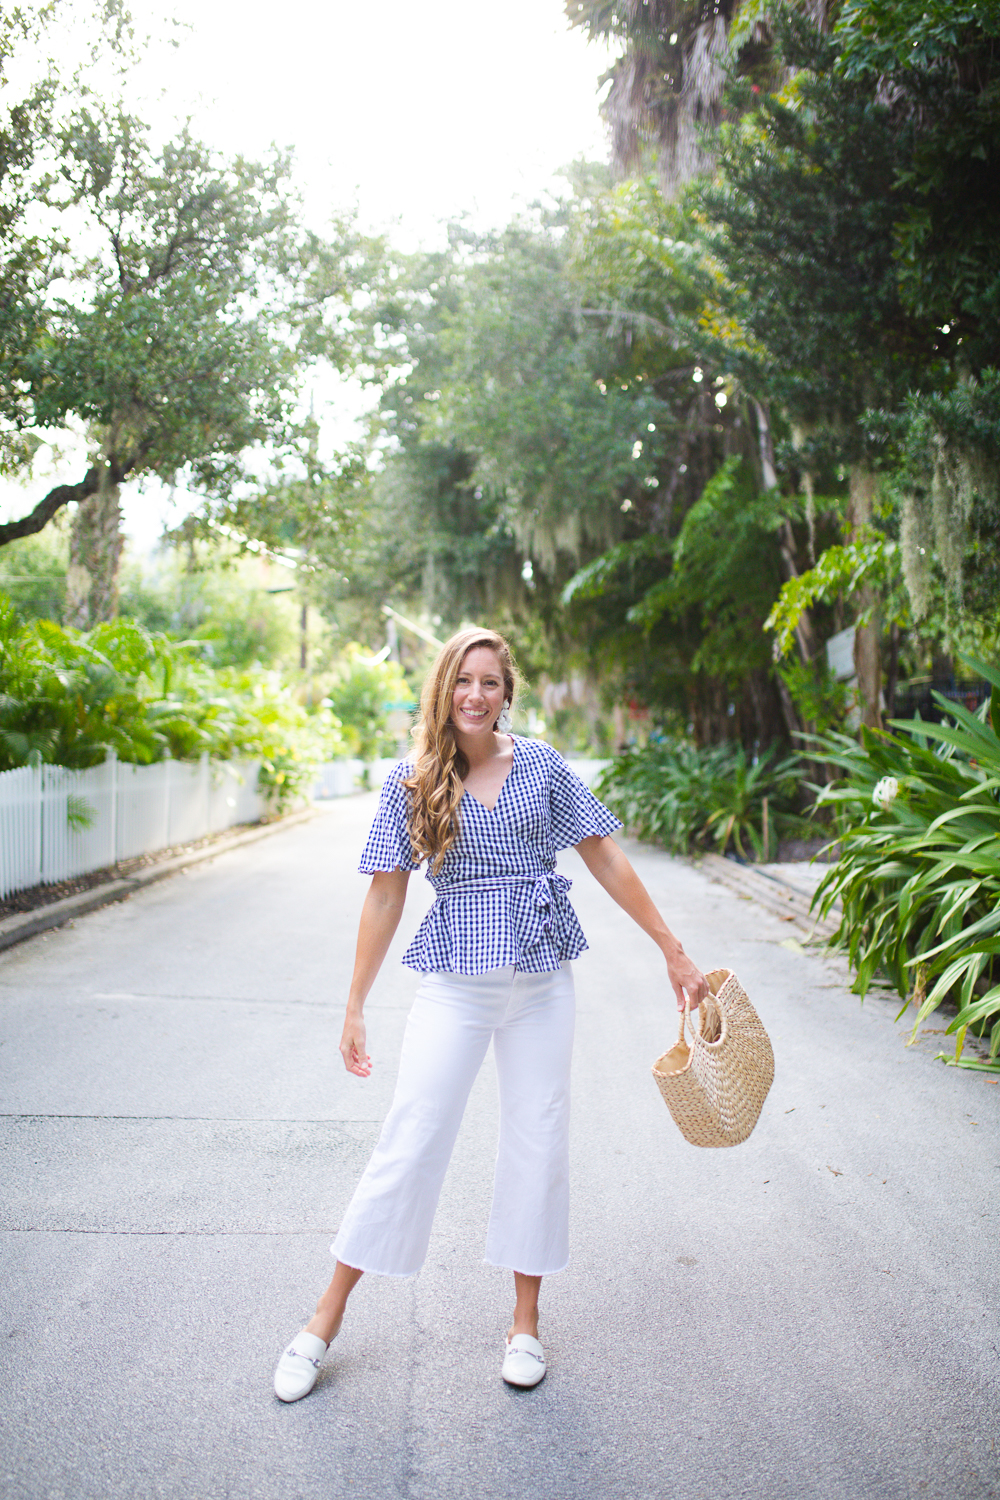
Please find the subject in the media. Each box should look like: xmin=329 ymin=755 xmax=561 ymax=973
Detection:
xmin=872 ymin=776 xmax=900 ymax=812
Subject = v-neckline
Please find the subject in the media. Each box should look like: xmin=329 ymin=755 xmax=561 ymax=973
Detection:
xmin=461 ymin=736 xmax=516 ymax=815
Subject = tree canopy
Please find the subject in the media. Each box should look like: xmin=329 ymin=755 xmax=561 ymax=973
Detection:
xmin=0 ymin=8 xmax=380 ymax=624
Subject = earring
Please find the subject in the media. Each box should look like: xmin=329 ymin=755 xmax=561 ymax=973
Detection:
xmin=497 ymin=700 xmax=513 ymax=734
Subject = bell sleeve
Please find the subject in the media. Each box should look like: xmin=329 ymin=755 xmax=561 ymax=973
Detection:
xmin=358 ymin=765 xmax=421 ymax=873
xmin=547 ymin=747 xmax=623 ymax=850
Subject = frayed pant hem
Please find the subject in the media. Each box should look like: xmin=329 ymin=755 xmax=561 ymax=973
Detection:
xmin=482 ymin=1255 xmax=569 ymax=1277
xmin=330 ymin=1247 xmax=421 ymax=1278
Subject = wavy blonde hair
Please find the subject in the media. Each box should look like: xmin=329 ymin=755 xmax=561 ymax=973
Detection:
xmin=404 ymin=628 xmax=518 ymax=872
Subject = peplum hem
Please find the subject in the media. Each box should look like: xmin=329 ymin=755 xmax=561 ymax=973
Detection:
xmin=401 ymin=874 xmax=588 ymax=976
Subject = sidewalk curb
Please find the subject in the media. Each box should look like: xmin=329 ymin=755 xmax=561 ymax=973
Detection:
xmin=0 ymin=806 xmax=318 ymax=955
xmin=695 ymin=851 xmax=841 ymax=941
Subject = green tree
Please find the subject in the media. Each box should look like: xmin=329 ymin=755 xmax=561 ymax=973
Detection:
xmin=692 ymin=12 xmax=942 ymax=724
xmin=2 ymin=63 xmax=379 ymax=623
xmin=0 ymin=0 xmax=134 ymax=476
xmin=836 ymin=0 xmax=1000 ymax=641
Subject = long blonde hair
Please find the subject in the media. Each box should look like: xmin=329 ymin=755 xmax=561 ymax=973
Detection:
xmin=404 ymin=628 xmax=518 ymax=872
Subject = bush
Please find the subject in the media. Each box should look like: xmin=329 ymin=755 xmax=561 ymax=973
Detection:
xmin=118 ymin=555 xmax=298 ymax=669
xmin=0 ymin=531 xmax=68 ymax=621
xmin=595 ymin=738 xmax=805 ymax=860
xmin=322 ymin=645 xmax=414 ymax=761
xmin=811 ymin=657 xmax=1000 ymax=1072
xmin=0 ymin=597 xmax=343 ymax=810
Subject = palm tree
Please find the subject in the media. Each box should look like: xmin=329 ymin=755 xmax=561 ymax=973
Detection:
xmin=566 ymin=0 xmax=834 ymax=197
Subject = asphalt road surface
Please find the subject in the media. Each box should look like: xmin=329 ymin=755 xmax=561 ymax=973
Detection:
xmin=2 ymin=795 xmax=998 ymax=1500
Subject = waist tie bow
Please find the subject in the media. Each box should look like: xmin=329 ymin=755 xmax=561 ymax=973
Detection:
xmin=435 ymin=871 xmax=573 ymax=952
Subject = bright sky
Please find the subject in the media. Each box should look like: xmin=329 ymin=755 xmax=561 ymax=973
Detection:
xmin=3 ymin=0 xmax=613 ymax=548
xmin=136 ymin=0 xmax=613 ymax=249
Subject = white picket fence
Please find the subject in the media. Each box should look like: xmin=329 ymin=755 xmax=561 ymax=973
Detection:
xmin=0 ymin=750 xmax=614 ymax=903
xmin=0 ymin=753 xmax=266 ymax=901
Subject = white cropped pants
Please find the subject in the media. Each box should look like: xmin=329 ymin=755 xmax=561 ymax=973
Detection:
xmin=331 ymin=963 xmax=575 ymax=1278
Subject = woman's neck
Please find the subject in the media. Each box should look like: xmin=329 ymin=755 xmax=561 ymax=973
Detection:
xmin=454 ymin=729 xmax=506 ymax=769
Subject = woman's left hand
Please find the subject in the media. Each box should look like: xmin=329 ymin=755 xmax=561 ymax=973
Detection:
xmin=665 ymin=945 xmax=709 ymax=1013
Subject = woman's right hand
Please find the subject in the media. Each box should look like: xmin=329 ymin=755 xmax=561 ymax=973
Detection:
xmin=340 ymin=1012 xmax=371 ymax=1077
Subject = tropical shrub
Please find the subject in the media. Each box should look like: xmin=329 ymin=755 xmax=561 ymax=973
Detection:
xmin=322 ymin=645 xmax=415 ymax=762
xmin=595 ymin=739 xmax=805 ymax=860
xmin=0 ymin=599 xmax=343 ymax=809
xmin=811 ymin=659 xmax=1000 ymax=1072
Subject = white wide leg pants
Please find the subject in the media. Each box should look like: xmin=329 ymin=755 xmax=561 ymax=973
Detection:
xmin=331 ymin=962 xmax=575 ymax=1278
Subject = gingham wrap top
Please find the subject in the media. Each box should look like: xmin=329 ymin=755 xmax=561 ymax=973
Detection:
xmin=358 ymin=736 xmax=622 ymax=974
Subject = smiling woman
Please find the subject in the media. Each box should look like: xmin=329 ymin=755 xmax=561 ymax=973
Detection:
xmin=272 ymin=626 xmax=709 ymax=1404
xmin=404 ymin=630 xmax=518 ymax=871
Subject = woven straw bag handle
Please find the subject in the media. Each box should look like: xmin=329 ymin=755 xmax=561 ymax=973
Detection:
xmin=677 ymin=976 xmax=725 ymax=1047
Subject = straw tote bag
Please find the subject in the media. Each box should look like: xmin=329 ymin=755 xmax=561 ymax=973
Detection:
xmin=652 ymin=968 xmax=774 ymax=1148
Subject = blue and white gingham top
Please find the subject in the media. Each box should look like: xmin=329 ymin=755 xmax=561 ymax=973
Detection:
xmin=359 ymin=736 xmax=623 ymax=974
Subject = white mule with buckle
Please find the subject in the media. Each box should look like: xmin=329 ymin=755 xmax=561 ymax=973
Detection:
xmin=502 ymin=1333 xmax=546 ymax=1388
xmin=273 ymin=1329 xmax=331 ymax=1403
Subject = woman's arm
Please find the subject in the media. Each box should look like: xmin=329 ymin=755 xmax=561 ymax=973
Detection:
xmin=339 ymin=869 xmax=411 ymax=1077
xmin=575 ymin=835 xmax=708 ymax=1012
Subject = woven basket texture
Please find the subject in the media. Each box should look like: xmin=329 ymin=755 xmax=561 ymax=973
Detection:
xmin=651 ymin=967 xmax=774 ymax=1148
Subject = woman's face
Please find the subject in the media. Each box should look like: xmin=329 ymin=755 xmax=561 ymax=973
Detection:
xmin=451 ymin=647 xmax=506 ymax=739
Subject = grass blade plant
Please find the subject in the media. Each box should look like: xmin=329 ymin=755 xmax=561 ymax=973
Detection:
xmin=811 ymin=657 xmax=1000 ymax=1072
xmin=595 ymin=739 xmax=806 ymax=860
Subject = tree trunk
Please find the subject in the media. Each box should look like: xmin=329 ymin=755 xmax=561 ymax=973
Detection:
xmin=774 ymin=668 xmax=803 ymax=744
xmin=753 ymin=399 xmax=819 ymax=662
xmin=65 ymin=461 xmax=123 ymax=629
xmin=885 ymin=620 xmax=900 ymax=719
xmin=849 ymin=462 xmax=882 ymax=730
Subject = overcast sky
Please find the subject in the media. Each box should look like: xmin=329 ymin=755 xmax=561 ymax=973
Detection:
xmin=136 ymin=0 xmax=613 ymax=247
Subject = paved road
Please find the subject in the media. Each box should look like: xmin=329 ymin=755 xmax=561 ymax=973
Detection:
xmin=1 ymin=795 xmax=998 ymax=1500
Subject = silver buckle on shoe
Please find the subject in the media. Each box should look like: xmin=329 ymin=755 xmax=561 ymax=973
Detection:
xmin=287 ymin=1347 xmax=321 ymax=1369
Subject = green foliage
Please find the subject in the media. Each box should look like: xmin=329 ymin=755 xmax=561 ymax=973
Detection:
xmin=877 ymin=372 xmax=1000 ymax=628
xmin=0 ymin=595 xmax=342 ymax=806
xmin=835 ymin=0 xmax=1000 ymax=344
xmin=811 ymin=656 xmax=1000 ymax=1071
xmin=632 ymin=459 xmax=785 ymax=678
xmin=778 ymin=657 xmax=852 ymax=737
xmin=695 ymin=11 xmax=935 ymax=449
xmin=562 ymin=534 xmax=672 ymax=607
xmin=25 ymin=110 xmax=299 ymax=491
xmin=596 ymin=737 xmax=805 ymax=859
xmin=562 ymin=458 xmax=789 ymax=744
xmin=424 ymin=218 xmax=666 ymax=571
xmin=835 ymin=0 xmax=998 ymax=76
xmin=765 ymin=527 xmax=900 ymax=658
xmin=1 ymin=24 xmax=381 ymax=571
xmin=322 ymin=646 xmax=414 ymax=762
xmin=0 ymin=528 xmax=68 ymax=620
xmin=118 ymin=554 xmax=298 ymax=670
xmin=0 ymin=1 xmax=136 ymax=474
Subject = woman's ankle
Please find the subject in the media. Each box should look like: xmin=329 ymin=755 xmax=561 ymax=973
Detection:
xmin=304 ymin=1309 xmax=342 ymax=1344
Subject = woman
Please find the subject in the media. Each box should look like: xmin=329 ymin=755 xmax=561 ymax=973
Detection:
xmin=274 ymin=628 xmax=706 ymax=1401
